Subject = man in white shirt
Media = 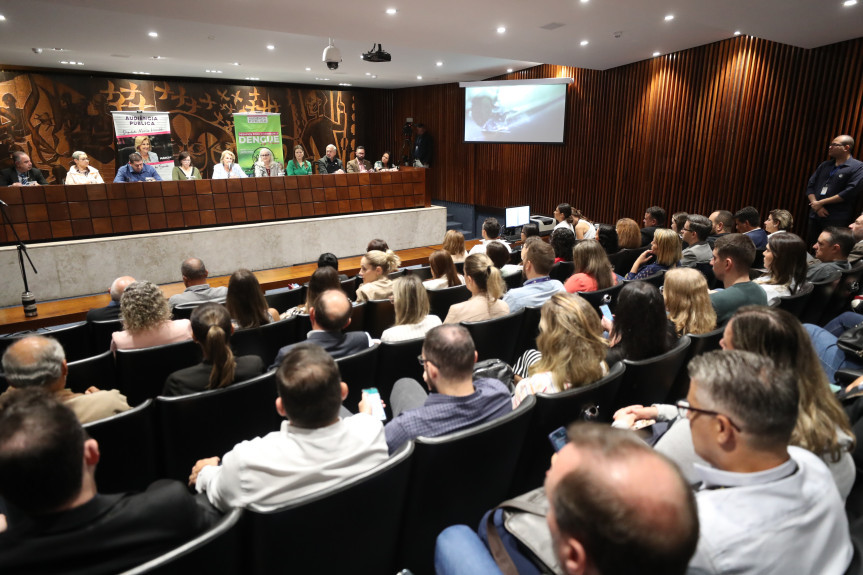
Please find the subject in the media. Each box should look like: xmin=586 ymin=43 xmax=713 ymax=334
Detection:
xmin=684 ymin=350 xmax=852 ymax=575
xmin=503 ymin=238 xmax=565 ymax=312
xmin=468 ymin=217 xmax=511 ymax=255
xmin=190 ymin=343 xmax=388 ymax=512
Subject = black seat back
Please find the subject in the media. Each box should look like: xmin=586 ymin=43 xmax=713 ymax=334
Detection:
xmin=345 ymin=301 xmax=367 ymax=332
xmin=817 ymin=263 xmax=863 ymax=326
xmin=42 ymin=322 xmax=92 ymax=361
xmin=627 ymin=269 xmax=666 ymax=289
xmin=608 ymin=246 xmax=649 ymax=275
xmin=800 ymin=278 xmax=839 ymax=325
xmin=89 ymin=319 xmax=124 ymax=354
xmin=375 ymin=338 xmax=425 ymax=417
xmin=776 ymin=281 xmax=814 ymax=317
xmin=407 ymin=266 xmax=433 ymax=281
xmin=577 ymin=282 xmax=624 ymax=316
xmin=615 ymin=336 xmax=692 ymax=410
xmin=341 ymin=277 xmax=358 ymax=301
xmin=513 ymin=305 xmax=542 ymax=360
xmin=116 ymin=340 xmax=202 ymax=406
xmin=426 ymin=284 xmax=471 ymax=320
xmin=503 ymin=272 xmax=524 ymax=291
xmin=67 ymin=350 xmax=116 ymax=393
xmin=549 ymin=261 xmax=575 ymax=283
xmin=335 ymin=344 xmax=381 ymax=413
xmin=264 ymin=286 xmax=306 ymax=313
xmin=364 ymin=299 xmax=396 ymax=339
xmin=231 ymin=317 xmax=299 ymax=366
xmin=461 ymin=309 xmax=525 ymax=364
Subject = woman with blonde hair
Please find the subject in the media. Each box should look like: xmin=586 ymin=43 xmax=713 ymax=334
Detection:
xmin=356 ymin=249 xmax=401 ymax=302
xmin=572 ymin=209 xmax=595 ymax=240
xmin=512 ymin=293 xmax=608 ymax=407
xmin=253 ymin=148 xmax=285 ymax=177
xmin=135 ymin=135 xmax=158 ymax=163
xmin=616 ymin=218 xmax=641 ymax=250
xmin=212 ymin=149 xmax=247 ymax=179
xmin=443 ymin=253 xmax=509 ymax=323
xmin=423 ymin=250 xmax=464 ymax=290
xmin=663 ymin=268 xmax=716 ymax=336
xmin=111 ymin=281 xmax=193 ymax=350
xmin=765 ymin=209 xmax=794 ymax=236
xmin=381 ymin=275 xmax=442 ymax=342
xmin=442 ymin=230 xmax=467 ymax=263
xmin=625 ymin=228 xmax=681 ymax=280
xmin=162 ymin=303 xmax=265 ymax=396
xmin=225 ymin=269 xmax=279 ymax=329
xmin=565 ymin=240 xmax=618 ymax=293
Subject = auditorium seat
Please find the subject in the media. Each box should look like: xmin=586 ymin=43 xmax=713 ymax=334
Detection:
xmin=120 ymin=508 xmax=244 ymax=575
xmin=341 ymin=277 xmax=358 ymax=301
xmin=396 ymin=395 xmax=535 ymax=574
xmin=775 ymin=282 xmax=814 ymax=317
xmin=503 ymin=272 xmax=524 ymax=291
xmin=694 ymin=261 xmax=719 ymax=290
xmin=549 ymin=261 xmax=574 ymax=283
xmin=427 ymin=284 xmax=471 ymax=320
xmin=244 ymin=442 xmax=413 ymax=575
xmin=800 ymin=278 xmax=839 ymax=325
xmin=264 ymin=286 xmax=305 ymax=313
xmin=388 ymin=269 xmax=407 ymax=280
xmin=171 ymin=303 xmax=201 ymax=321
xmin=42 ymin=321 xmax=93 ymax=362
xmin=115 ymin=340 xmax=202 ymax=406
xmin=89 ymin=319 xmax=124 ymax=354
xmin=375 ymin=338 xmax=425 ymax=418
xmin=345 ymin=301 xmax=367 ymax=333
xmin=155 ymin=370 xmax=280 ymax=481
xmin=461 ymin=309 xmax=525 ymax=364
xmin=455 ymin=261 xmax=465 ymax=275
xmin=364 ymin=299 xmax=396 ymax=339
xmin=84 ymin=399 xmax=159 ymax=493
xmin=577 ymin=282 xmax=624 ymax=316
xmin=407 ymin=266 xmax=433 ymax=281
xmin=614 ymin=335 xmax=692 ymax=410
xmin=510 ymin=362 xmax=626 ymax=494
xmin=231 ymin=316 xmax=299 ymax=366
xmin=335 ymin=344 xmax=381 ymax=413
xmin=668 ymin=327 xmax=725 ymax=400
xmin=67 ymin=350 xmax=116 ymax=393
xmin=626 ymin=269 xmax=666 ymax=289
xmin=512 ymin=305 xmax=542 ymax=360
xmin=608 ymin=246 xmax=649 ymax=275
xmin=816 ymin=263 xmax=863 ymax=326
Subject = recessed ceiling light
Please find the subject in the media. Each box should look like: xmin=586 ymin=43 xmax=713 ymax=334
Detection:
xmin=436 ymin=61 xmax=443 ymax=67
xmin=132 ymin=71 xmax=151 ymax=75
xmin=506 ymin=68 xmax=513 ymax=73
xmin=365 ymin=72 xmax=371 ymax=75
xmin=148 ymin=31 xmax=158 ymax=37
xmin=844 ymin=0 xmax=857 ymax=6
xmin=497 ymin=26 xmax=506 ymax=34
xmin=50 ymin=48 xmax=66 ymax=52
xmin=245 ymin=77 xmax=260 ymax=80
xmin=305 ymin=67 xmax=312 ymax=71
xmin=60 ymin=60 xmax=85 ymax=65
xmin=371 ymin=75 xmax=377 ymax=79
xmin=386 ymin=8 xmax=397 ymax=15
xmin=580 ymin=40 xmax=589 ymax=46
xmin=205 ymin=69 xmax=223 ymax=74
xmin=339 ymin=83 xmax=352 ymax=86
xmin=0 ymin=15 xmax=6 ymax=21
xmin=580 ymin=0 xmax=588 ymax=3
xmin=232 ymin=62 xmax=240 ymax=66
xmin=152 ymin=55 xmax=164 ymax=59
xmin=417 ymin=75 xmax=423 ymax=80
xmin=315 ymin=77 xmax=330 ymax=81
xmin=664 ymin=14 xmax=674 ymax=21
xmin=266 ymin=44 xmax=275 ymax=50
xmin=733 ymin=30 xmax=742 ymax=35
xmin=652 ymin=51 xmax=661 ymax=57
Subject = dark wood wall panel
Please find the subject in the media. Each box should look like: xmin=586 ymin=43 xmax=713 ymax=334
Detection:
xmin=386 ymin=36 xmax=863 ymax=232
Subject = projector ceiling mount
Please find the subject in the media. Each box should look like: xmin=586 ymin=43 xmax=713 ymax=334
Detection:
xmin=362 ymin=44 xmax=391 ymax=63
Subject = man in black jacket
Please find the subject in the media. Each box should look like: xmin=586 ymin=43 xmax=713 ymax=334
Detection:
xmin=0 ymin=152 xmax=47 ymax=186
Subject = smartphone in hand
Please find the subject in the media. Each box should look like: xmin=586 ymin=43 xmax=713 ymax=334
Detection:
xmin=548 ymin=426 xmax=568 ymax=452
xmin=362 ymin=388 xmax=387 ymax=421
xmin=599 ymin=304 xmax=613 ymax=323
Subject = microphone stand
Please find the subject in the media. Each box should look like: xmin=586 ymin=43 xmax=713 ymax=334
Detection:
xmin=0 ymin=199 xmax=38 ymax=317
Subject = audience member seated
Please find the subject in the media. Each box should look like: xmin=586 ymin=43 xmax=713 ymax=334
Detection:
xmin=65 ymin=151 xmax=104 ymax=184
xmin=172 ymin=151 xmax=201 ymax=180
xmin=565 ymin=239 xmax=618 ymax=293
xmin=670 ymin=211 xmax=689 ymax=238
xmin=360 ymin=324 xmax=511 ymax=454
xmin=168 ymin=257 xmax=227 ymax=308
xmin=367 ymin=238 xmax=389 ymax=252
xmin=356 ymin=249 xmax=401 ymax=302
xmin=552 ymin=203 xmax=575 ymax=233
xmin=381 ymin=276 xmax=442 ymax=343
xmin=808 ymin=226 xmax=854 ymax=282
xmin=572 ymin=209 xmax=596 ymax=240
xmin=1 ymin=151 xmax=47 ymax=186
xmin=282 ymin=266 xmax=342 ymax=319
xmin=640 ymin=206 xmax=666 ymax=246
xmin=603 ymin=281 xmax=675 ymax=366
xmin=162 ymin=304 xmax=265 ymax=397
xmin=512 ymin=294 xmax=608 ymax=408
xmin=765 ymin=208 xmax=793 ymax=237
xmin=709 ymin=234 xmax=766 ymax=324
xmin=423 ymin=249 xmax=464 ymax=290
xmin=753 ymin=233 xmax=808 ymax=305
xmin=113 ymin=152 xmax=162 ymax=183
xmin=0 ymin=390 xmax=221 ymax=574
xmin=252 ymin=148 xmax=285 ymax=177
xmin=486 ymin=241 xmax=521 ymax=278
xmin=434 ymin=423 xmax=699 ymax=575
xmin=270 ymin=290 xmax=373 ymax=369
xmin=444 ymin=253 xmax=510 ymax=323
xmin=596 ymin=223 xmax=619 ymax=255
xmin=191 ymin=343 xmax=387 ymax=512
xmin=442 ymin=229 xmax=467 ymax=264
xmin=317 ymin=252 xmax=349 ymax=281
xmin=683 ymin=351 xmax=851 ymax=573
xmin=211 ymin=149 xmax=246 ymax=179
xmin=733 ymin=206 xmax=768 ymax=250
xmin=663 ymin=268 xmax=717 ymax=336
xmin=805 ymin=316 xmax=863 ymax=385
xmin=550 ymin=227 xmax=575 ymax=264
xmin=707 ymin=209 xmax=735 ymax=246
xmin=625 ymin=228 xmax=681 ymax=280
xmin=469 ymin=217 xmax=511 ymax=255
xmin=225 ymin=269 xmax=279 ymax=329
xmin=520 ymin=222 xmax=540 ymax=243
xmin=616 ymin=217 xmax=641 ymax=250
xmin=616 ymin=306 xmax=856 ymax=498
xmin=286 ymin=144 xmax=312 ymax=176
xmin=86 ymin=275 xmax=135 ymax=322
xmin=112 ymin=281 xmax=193 ymax=351
xmin=1 ymin=336 xmax=129 ymax=424
xmin=503 ymin=238 xmax=565 ymax=313
xmin=679 ymin=214 xmax=713 ymax=267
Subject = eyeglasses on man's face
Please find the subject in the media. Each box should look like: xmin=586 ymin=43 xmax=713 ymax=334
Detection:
xmin=676 ymin=399 xmax=741 ymax=432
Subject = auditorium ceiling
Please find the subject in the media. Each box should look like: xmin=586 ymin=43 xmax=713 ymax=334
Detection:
xmin=0 ymin=0 xmax=861 ymax=88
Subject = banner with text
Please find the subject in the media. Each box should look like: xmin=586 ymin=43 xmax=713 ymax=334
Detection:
xmin=233 ymin=113 xmax=283 ymax=176
xmin=111 ymin=111 xmax=174 ymax=181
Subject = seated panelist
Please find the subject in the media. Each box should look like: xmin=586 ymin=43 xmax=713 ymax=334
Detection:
xmin=253 ymin=148 xmax=285 ymax=177
xmin=65 ymin=151 xmax=104 ymax=184
xmin=286 ymin=144 xmax=312 ymax=175
xmin=374 ymin=151 xmax=398 ymax=172
xmin=212 ymin=150 xmax=247 ymax=179
xmin=172 ymin=151 xmax=201 ymax=180
xmin=346 ymin=146 xmax=372 ymax=173
xmin=317 ymin=144 xmax=344 ymax=175
xmin=113 ymin=152 xmax=162 ymax=183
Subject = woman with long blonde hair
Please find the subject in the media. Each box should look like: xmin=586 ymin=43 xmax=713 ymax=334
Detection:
xmin=443 ymin=253 xmax=508 ymax=323
xmin=663 ymin=268 xmax=716 ymax=336
xmin=625 ymin=228 xmax=681 ymax=280
xmin=512 ymin=293 xmax=608 ymax=407
xmin=381 ymin=275 xmax=442 ymax=342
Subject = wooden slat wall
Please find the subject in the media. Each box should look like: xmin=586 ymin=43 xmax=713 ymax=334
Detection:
xmin=374 ymin=36 xmax=863 ymax=231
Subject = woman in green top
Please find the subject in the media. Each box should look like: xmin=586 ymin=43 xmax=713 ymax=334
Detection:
xmin=172 ymin=151 xmax=201 ymax=180
xmin=286 ymin=144 xmax=312 ymax=175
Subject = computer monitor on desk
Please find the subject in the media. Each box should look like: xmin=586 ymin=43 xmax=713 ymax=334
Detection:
xmin=505 ymin=206 xmax=530 ymax=228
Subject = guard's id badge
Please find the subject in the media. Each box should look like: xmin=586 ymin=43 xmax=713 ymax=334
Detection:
xmin=821 ymin=185 xmax=829 ymax=196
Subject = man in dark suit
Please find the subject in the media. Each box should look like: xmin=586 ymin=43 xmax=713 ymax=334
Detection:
xmin=413 ymin=123 xmax=432 ymax=167
xmin=640 ymin=205 xmax=666 ymax=246
xmin=0 ymin=152 xmax=47 ymax=186
xmin=85 ymin=275 xmax=136 ymax=323
xmin=270 ymin=289 xmax=372 ymax=369
xmin=0 ymin=389 xmax=220 ymax=574
xmin=316 ymin=144 xmax=345 ymax=175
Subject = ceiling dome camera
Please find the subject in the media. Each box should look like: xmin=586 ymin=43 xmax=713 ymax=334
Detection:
xmin=323 ymin=38 xmax=342 ymax=70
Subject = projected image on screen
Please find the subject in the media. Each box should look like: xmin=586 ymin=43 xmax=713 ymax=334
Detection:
xmin=465 ymin=83 xmax=566 ymax=143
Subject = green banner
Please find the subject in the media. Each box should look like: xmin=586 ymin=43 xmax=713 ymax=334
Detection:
xmin=233 ymin=113 xmax=283 ymax=176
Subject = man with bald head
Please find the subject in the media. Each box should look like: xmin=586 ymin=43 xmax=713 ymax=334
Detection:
xmin=806 ymin=134 xmax=863 ymax=246
xmin=1 ymin=336 xmax=129 ymax=424
xmin=316 ymin=144 xmax=345 ymax=174
xmin=270 ymin=289 xmax=372 ymax=369
xmin=168 ymin=257 xmax=227 ymax=308
xmin=434 ymin=423 xmax=699 ymax=575
xmin=86 ymin=275 xmax=136 ymax=322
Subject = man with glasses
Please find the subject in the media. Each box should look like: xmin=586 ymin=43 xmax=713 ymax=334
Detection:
xmin=679 ymin=214 xmax=713 ymax=267
xmin=359 ymin=324 xmax=511 ymax=454
xmin=806 ymin=135 xmax=863 ymax=246
xmin=683 ymin=350 xmax=851 ymax=574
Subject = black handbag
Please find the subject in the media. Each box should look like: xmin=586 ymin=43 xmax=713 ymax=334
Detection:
xmin=473 ymin=358 xmax=516 ymax=392
xmin=837 ymin=324 xmax=863 ymax=357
